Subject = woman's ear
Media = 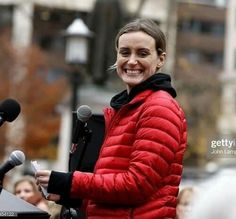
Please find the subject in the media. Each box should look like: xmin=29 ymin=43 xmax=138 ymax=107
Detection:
xmin=157 ymin=52 xmax=166 ymax=69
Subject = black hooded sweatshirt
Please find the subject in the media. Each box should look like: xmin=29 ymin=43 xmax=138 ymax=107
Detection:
xmin=110 ymin=72 xmax=177 ymax=110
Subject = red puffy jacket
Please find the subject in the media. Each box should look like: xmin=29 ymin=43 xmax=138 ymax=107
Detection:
xmin=71 ymin=89 xmax=187 ymax=218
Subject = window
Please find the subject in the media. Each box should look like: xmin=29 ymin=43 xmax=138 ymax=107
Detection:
xmin=202 ymin=52 xmax=223 ymax=66
xmin=179 ymin=19 xmax=225 ymax=36
xmin=183 ymin=49 xmax=223 ymax=66
xmin=179 ymin=19 xmax=201 ymax=33
xmin=33 ymin=6 xmax=88 ymax=53
xmin=184 ymin=49 xmax=201 ymax=64
xmin=211 ymin=24 xmax=225 ymax=36
xmin=189 ymin=0 xmax=228 ymax=6
xmin=0 ymin=6 xmax=12 ymax=29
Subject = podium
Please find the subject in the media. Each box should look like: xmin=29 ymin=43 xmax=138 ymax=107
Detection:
xmin=0 ymin=187 xmax=50 ymax=219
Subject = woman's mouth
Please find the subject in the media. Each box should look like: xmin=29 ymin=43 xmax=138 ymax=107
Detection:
xmin=126 ymin=69 xmax=142 ymax=75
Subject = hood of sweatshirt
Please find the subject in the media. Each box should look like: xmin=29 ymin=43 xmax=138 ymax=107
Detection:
xmin=110 ymin=73 xmax=177 ymax=109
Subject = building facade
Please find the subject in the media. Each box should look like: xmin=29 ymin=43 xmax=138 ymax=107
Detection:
xmin=175 ymin=0 xmax=227 ymax=165
xmin=218 ymin=0 xmax=236 ymax=138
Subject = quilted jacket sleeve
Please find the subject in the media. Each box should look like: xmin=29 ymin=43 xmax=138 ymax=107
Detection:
xmin=70 ymin=93 xmax=186 ymax=205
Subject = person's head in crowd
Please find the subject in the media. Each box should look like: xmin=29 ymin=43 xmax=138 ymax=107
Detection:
xmin=14 ymin=175 xmax=49 ymax=212
xmin=176 ymin=186 xmax=196 ymax=219
xmin=185 ymin=175 xmax=236 ymax=219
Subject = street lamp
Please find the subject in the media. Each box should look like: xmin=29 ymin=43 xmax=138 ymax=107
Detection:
xmin=64 ymin=18 xmax=92 ymax=114
xmin=64 ymin=18 xmax=92 ymax=151
xmin=64 ymin=18 xmax=92 ymax=65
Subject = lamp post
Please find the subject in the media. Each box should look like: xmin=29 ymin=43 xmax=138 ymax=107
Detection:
xmin=64 ymin=18 xmax=92 ymax=139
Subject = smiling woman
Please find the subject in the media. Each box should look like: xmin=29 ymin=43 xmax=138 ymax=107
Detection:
xmin=35 ymin=18 xmax=187 ymax=219
xmin=115 ymin=19 xmax=166 ymax=93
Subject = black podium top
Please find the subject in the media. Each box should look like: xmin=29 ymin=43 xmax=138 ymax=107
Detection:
xmin=0 ymin=187 xmax=50 ymax=219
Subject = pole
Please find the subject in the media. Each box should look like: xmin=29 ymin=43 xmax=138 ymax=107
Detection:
xmin=70 ymin=70 xmax=81 ymax=142
xmin=70 ymin=71 xmax=79 ymax=113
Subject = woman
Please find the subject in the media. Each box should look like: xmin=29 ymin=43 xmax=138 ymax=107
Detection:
xmin=36 ymin=18 xmax=187 ymax=219
xmin=14 ymin=175 xmax=49 ymax=212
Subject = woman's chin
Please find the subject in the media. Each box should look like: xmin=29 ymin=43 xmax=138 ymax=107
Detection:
xmin=126 ymin=81 xmax=142 ymax=89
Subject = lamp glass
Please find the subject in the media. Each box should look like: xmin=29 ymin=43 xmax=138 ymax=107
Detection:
xmin=65 ymin=36 xmax=88 ymax=64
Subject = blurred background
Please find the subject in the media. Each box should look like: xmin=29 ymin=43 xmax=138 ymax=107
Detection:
xmin=0 ymin=0 xmax=235 ymax=188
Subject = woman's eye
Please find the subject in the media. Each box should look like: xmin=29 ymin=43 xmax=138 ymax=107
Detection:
xmin=139 ymin=53 xmax=148 ymax=57
xmin=119 ymin=51 xmax=130 ymax=57
xmin=138 ymin=51 xmax=149 ymax=57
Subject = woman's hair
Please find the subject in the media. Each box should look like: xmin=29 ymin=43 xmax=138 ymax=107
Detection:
xmin=115 ymin=18 xmax=166 ymax=55
xmin=13 ymin=175 xmax=38 ymax=194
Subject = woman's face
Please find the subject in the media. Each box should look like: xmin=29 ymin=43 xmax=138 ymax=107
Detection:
xmin=15 ymin=181 xmax=35 ymax=202
xmin=116 ymin=31 xmax=165 ymax=92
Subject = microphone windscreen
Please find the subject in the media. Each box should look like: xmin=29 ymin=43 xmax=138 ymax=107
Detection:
xmin=0 ymin=98 xmax=21 ymax=122
xmin=77 ymin=105 xmax=92 ymax=122
xmin=9 ymin=150 xmax=25 ymax=166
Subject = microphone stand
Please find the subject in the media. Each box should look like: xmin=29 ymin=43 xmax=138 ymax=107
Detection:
xmin=64 ymin=127 xmax=92 ymax=219
xmin=75 ymin=127 xmax=92 ymax=171
xmin=69 ymin=126 xmax=92 ymax=172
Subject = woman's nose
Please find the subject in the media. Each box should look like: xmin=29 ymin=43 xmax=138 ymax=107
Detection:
xmin=127 ymin=55 xmax=138 ymax=65
xmin=18 ymin=192 xmax=25 ymax=199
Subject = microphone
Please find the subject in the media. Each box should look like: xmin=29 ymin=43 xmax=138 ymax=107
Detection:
xmin=0 ymin=98 xmax=21 ymax=127
xmin=70 ymin=105 xmax=92 ymax=153
xmin=0 ymin=150 xmax=25 ymax=183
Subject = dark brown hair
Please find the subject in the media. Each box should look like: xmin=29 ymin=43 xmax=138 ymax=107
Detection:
xmin=115 ymin=18 xmax=166 ymax=55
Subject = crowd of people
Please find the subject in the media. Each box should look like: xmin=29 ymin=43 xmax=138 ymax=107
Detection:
xmin=13 ymin=174 xmax=236 ymax=219
xmin=10 ymin=173 xmax=236 ymax=219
